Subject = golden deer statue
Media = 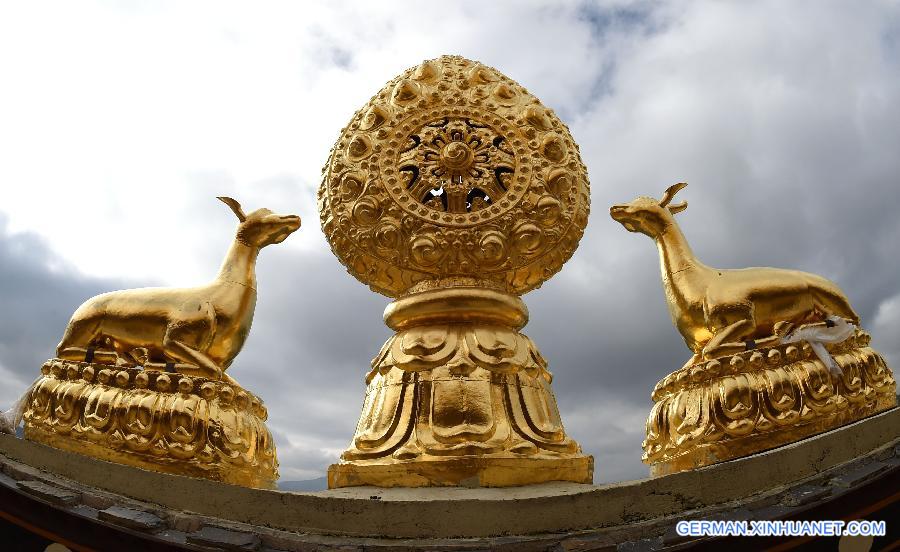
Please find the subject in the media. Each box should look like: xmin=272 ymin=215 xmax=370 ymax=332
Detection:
xmin=56 ymin=197 xmax=301 ymax=383
xmin=612 ymin=183 xmax=895 ymax=476
xmin=610 ymin=183 xmax=859 ymax=365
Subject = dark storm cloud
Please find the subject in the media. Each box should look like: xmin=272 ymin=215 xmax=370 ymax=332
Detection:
xmin=0 ymin=215 xmax=144 ymax=401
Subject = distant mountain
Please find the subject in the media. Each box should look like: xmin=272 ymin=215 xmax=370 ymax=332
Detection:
xmin=278 ymin=476 xmax=328 ymax=492
xmin=16 ymin=426 xmax=23 ymax=438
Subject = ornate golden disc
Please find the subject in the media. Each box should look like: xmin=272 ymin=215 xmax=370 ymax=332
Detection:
xmin=319 ymin=55 xmax=590 ymax=297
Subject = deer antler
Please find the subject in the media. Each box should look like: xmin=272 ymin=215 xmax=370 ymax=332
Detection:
xmin=218 ymin=197 xmax=247 ymax=222
xmin=659 ymin=182 xmax=688 ymax=208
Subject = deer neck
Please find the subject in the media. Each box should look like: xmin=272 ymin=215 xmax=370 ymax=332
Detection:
xmin=216 ymin=239 xmax=259 ymax=291
xmin=655 ymin=221 xmax=704 ymax=295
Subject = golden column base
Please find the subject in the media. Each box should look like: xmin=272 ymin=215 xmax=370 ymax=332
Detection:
xmin=328 ymin=287 xmax=593 ymax=488
xmin=23 ymin=359 xmax=278 ymax=489
xmin=644 ymin=329 xmax=897 ymax=476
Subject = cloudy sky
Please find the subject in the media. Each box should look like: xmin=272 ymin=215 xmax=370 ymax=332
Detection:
xmin=1 ymin=1 xmax=899 ymax=484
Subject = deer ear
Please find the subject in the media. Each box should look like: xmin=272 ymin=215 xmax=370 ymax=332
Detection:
xmin=217 ymin=197 xmax=246 ymax=222
xmin=668 ymin=200 xmax=688 ymax=214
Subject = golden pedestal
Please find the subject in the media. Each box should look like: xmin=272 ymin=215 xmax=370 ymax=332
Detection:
xmin=328 ymin=288 xmax=592 ymax=488
xmin=643 ymin=329 xmax=897 ymax=476
xmin=23 ymin=359 xmax=278 ymax=488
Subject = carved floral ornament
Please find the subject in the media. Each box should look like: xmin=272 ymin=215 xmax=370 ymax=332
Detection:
xmin=319 ymin=55 xmax=590 ymax=297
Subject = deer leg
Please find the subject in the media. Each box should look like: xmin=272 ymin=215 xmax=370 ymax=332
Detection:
xmin=57 ymin=317 xmax=102 ymax=360
xmin=681 ymin=353 xmax=703 ymax=370
xmin=702 ymin=318 xmax=756 ymax=360
xmin=162 ymin=330 xmax=223 ymax=381
xmin=220 ymin=373 xmax=241 ymax=388
xmin=812 ymin=289 xmax=860 ymax=325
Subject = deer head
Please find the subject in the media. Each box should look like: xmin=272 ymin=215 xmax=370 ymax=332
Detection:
xmin=609 ymin=183 xmax=688 ymax=238
xmin=218 ymin=197 xmax=302 ymax=248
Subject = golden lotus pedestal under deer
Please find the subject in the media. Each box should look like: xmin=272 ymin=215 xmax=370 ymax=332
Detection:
xmin=644 ymin=332 xmax=896 ymax=476
xmin=320 ymin=55 xmax=593 ymax=487
xmin=23 ymin=359 xmax=278 ymax=488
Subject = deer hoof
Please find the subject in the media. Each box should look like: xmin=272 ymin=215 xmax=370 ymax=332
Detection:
xmin=773 ymin=321 xmax=794 ymax=337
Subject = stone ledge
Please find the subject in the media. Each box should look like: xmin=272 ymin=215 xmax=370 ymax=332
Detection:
xmin=186 ymin=526 xmax=262 ymax=551
xmin=0 ymin=407 xmax=897 ymax=540
xmin=97 ymin=506 xmax=165 ymax=532
xmin=0 ymin=446 xmax=896 ymax=551
xmin=16 ymin=479 xmax=79 ymax=506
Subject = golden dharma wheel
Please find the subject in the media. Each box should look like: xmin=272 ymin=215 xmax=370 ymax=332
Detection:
xmin=319 ymin=55 xmax=590 ymax=297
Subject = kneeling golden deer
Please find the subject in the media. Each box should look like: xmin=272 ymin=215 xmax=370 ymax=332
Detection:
xmin=56 ymin=197 xmax=301 ymax=382
xmin=610 ymin=183 xmax=858 ymax=363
